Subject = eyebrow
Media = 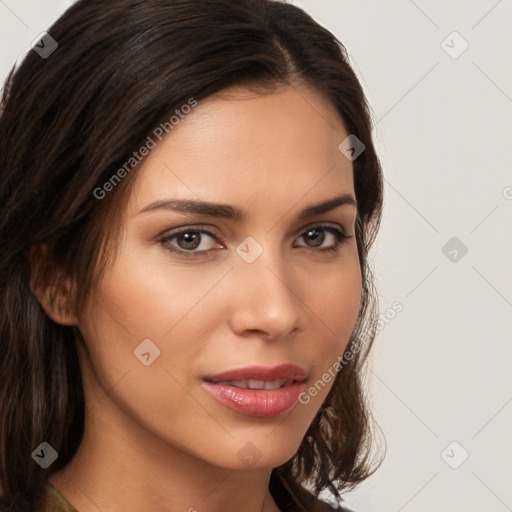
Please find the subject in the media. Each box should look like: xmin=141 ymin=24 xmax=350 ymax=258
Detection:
xmin=138 ymin=194 xmax=356 ymax=221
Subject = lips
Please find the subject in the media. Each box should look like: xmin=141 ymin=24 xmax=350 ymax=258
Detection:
xmin=204 ymin=364 xmax=307 ymax=384
xmin=213 ymin=378 xmax=290 ymax=390
xmin=202 ymin=364 xmax=307 ymax=417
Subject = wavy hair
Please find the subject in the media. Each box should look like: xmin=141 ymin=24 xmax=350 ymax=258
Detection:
xmin=0 ymin=0 xmax=384 ymax=510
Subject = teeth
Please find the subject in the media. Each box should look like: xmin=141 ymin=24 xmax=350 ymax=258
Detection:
xmin=248 ymin=379 xmax=265 ymax=389
xmin=263 ymin=379 xmax=284 ymax=390
xmin=216 ymin=379 xmax=288 ymax=390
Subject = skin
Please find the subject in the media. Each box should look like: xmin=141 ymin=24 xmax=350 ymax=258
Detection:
xmin=44 ymin=84 xmax=362 ymax=512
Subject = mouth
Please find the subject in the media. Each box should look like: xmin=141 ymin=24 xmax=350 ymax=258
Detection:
xmin=209 ymin=378 xmax=294 ymax=390
xmin=204 ymin=363 xmax=307 ymax=385
xmin=202 ymin=364 xmax=307 ymax=417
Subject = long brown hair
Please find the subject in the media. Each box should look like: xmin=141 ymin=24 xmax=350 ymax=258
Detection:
xmin=0 ymin=1 xmax=384 ymax=510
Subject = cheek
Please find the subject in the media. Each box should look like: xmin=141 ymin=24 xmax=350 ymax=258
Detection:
xmin=308 ymin=253 xmax=362 ymax=351
xmin=81 ymin=248 xmax=230 ymax=348
xmin=75 ymin=261 xmax=216 ymax=447
xmin=297 ymin=252 xmax=362 ymax=405
xmin=75 ymin=251 xmax=232 ymax=412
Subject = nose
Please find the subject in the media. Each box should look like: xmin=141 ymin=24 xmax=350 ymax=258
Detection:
xmin=228 ymin=247 xmax=302 ymax=340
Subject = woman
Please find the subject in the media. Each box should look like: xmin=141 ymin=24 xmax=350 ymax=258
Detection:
xmin=0 ymin=0 xmax=384 ymax=510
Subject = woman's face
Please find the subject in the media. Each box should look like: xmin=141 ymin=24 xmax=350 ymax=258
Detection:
xmin=77 ymin=84 xmax=362 ymax=470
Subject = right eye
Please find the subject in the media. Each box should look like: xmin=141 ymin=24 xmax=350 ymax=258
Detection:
xmin=158 ymin=227 xmax=223 ymax=258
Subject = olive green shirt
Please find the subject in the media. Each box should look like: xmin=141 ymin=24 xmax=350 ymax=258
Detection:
xmin=41 ymin=482 xmax=77 ymax=512
xmin=40 ymin=480 xmax=346 ymax=511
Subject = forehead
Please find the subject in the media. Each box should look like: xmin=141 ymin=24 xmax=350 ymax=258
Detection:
xmin=127 ymin=85 xmax=354 ymax=217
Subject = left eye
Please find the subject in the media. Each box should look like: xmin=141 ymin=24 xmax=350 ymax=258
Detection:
xmin=295 ymin=225 xmax=348 ymax=250
xmin=159 ymin=224 xmax=350 ymax=257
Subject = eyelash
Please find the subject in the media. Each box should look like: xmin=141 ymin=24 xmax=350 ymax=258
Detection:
xmin=157 ymin=224 xmax=352 ymax=259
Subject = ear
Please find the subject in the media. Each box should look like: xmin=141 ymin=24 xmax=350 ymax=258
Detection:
xmin=29 ymin=244 xmax=78 ymax=326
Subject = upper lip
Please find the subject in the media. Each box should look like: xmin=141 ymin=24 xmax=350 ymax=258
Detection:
xmin=204 ymin=364 xmax=307 ymax=383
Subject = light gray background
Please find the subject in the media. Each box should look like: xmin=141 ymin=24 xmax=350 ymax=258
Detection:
xmin=1 ymin=1 xmax=511 ymax=511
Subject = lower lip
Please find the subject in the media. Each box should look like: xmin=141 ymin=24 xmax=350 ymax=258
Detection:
xmin=202 ymin=381 xmax=305 ymax=417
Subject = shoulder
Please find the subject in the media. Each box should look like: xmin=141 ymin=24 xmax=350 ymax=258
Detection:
xmin=38 ymin=481 xmax=78 ymax=512
xmin=269 ymin=473 xmax=357 ymax=512
xmin=288 ymin=484 xmax=356 ymax=512
xmin=306 ymin=494 xmax=356 ymax=512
